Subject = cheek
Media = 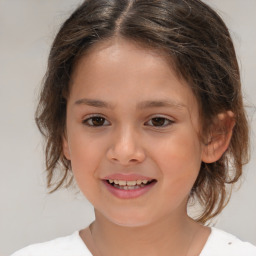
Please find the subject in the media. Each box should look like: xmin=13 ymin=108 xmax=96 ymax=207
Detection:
xmin=154 ymin=129 xmax=202 ymax=191
xmin=67 ymin=133 xmax=104 ymax=189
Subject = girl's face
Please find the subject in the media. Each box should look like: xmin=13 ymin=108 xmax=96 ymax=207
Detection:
xmin=63 ymin=38 xmax=205 ymax=226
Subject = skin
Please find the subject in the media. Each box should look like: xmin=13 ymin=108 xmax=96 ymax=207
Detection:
xmin=63 ymin=38 xmax=234 ymax=256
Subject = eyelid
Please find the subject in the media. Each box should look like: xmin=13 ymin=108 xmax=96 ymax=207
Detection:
xmin=145 ymin=115 xmax=175 ymax=127
xmin=82 ymin=114 xmax=111 ymax=126
xmin=81 ymin=114 xmax=175 ymax=127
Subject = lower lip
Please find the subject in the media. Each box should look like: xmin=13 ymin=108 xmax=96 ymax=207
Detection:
xmin=103 ymin=180 xmax=157 ymax=199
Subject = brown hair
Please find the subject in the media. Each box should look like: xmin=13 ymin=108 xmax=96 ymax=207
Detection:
xmin=36 ymin=0 xmax=249 ymax=223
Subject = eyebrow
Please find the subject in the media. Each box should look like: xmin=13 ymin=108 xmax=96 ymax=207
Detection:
xmin=74 ymin=98 xmax=186 ymax=110
xmin=137 ymin=100 xmax=186 ymax=110
xmin=74 ymin=98 xmax=115 ymax=109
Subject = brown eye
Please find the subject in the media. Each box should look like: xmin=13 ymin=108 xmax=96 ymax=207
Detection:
xmin=146 ymin=117 xmax=174 ymax=127
xmin=83 ymin=116 xmax=110 ymax=127
xmin=151 ymin=118 xmax=165 ymax=126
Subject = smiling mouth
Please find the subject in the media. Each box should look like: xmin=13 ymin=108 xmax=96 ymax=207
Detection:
xmin=106 ymin=179 xmax=157 ymax=190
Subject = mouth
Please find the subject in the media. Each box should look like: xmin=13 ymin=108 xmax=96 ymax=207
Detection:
xmin=105 ymin=179 xmax=156 ymax=190
xmin=102 ymin=177 xmax=157 ymax=199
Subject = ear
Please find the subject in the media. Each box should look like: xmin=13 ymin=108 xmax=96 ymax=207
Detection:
xmin=62 ymin=135 xmax=71 ymax=160
xmin=201 ymin=111 xmax=235 ymax=163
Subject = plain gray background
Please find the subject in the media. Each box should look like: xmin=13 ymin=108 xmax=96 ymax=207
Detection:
xmin=0 ymin=0 xmax=255 ymax=255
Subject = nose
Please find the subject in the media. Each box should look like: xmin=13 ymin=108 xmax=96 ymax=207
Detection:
xmin=106 ymin=126 xmax=146 ymax=166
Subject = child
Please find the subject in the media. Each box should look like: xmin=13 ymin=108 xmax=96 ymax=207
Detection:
xmin=12 ymin=0 xmax=256 ymax=255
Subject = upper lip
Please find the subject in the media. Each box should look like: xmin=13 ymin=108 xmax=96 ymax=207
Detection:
xmin=103 ymin=173 xmax=155 ymax=181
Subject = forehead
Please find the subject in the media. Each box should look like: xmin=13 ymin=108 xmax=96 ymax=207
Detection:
xmin=72 ymin=38 xmax=174 ymax=81
xmin=71 ymin=38 xmax=187 ymax=91
xmin=69 ymin=38 xmax=200 ymax=122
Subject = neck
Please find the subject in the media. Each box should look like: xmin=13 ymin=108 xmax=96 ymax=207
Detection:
xmin=85 ymin=210 xmax=206 ymax=256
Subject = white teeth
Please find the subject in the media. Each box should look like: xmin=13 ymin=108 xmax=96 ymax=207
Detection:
xmin=113 ymin=184 xmax=145 ymax=190
xmin=108 ymin=179 xmax=152 ymax=186
xmin=127 ymin=180 xmax=137 ymax=186
xmin=118 ymin=180 xmax=126 ymax=186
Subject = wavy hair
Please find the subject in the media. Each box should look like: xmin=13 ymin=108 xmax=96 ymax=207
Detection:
xmin=36 ymin=0 xmax=249 ymax=223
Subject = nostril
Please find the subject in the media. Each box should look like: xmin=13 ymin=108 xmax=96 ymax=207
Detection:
xmin=129 ymin=159 xmax=139 ymax=162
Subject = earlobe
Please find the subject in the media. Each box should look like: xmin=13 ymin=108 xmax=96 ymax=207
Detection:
xmin=201 ymin=111 xmax=235 ymax=163
xmin=62 ymin=136 xmax=71 ymax=160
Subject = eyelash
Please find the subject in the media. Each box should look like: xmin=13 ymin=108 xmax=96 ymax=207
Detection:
xmin=82 ymin=115 xmax=110 ymax=127
xmin=146 ymin=117 xmax=174 ymax=127
xmin=82 ymin=115 xmax=174 ymax=128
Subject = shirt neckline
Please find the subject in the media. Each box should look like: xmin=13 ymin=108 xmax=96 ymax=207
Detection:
xmin=75 ymin=227 xmax=215 ymax=256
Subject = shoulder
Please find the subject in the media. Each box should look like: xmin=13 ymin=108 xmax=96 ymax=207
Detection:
xmin=200 ymin=227 xmax=256 ymax=256
xmin=11 ymin=231 xmax=92 ymax=256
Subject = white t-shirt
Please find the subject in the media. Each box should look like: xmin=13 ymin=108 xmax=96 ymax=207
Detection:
xmin=11 ymin=227 xmax=256 ymax=256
